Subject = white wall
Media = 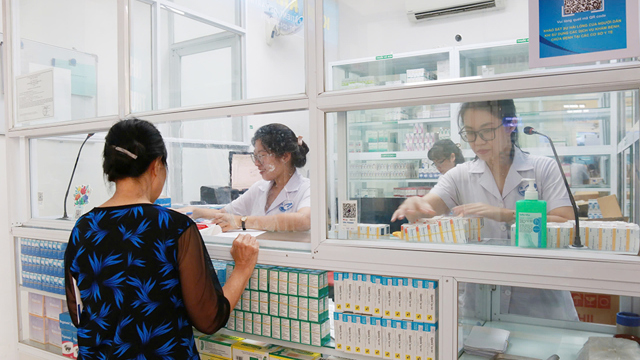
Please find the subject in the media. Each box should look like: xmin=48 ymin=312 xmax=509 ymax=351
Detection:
xmin=331 ymin=0 xmax=529 ymax=62
xmin=0 ymin=135 xmax=19 ymax=359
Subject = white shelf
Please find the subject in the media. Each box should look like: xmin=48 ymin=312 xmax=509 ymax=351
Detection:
xmin=350 ymin=178 xmax=439 ymax=183
xmin=347 ymin=116 xmax=450 ymax=127
xmin=458 ymin=321 xmax=611 ymax=360
xmin=18 ymin=341 xmax=65 ymax=360
xmin=348 ymin=152 xmax=427 ymax=161
xmin=20 ymin=286 xmax=66 ymax=300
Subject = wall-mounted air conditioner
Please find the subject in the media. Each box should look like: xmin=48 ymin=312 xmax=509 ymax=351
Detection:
xmin=406 ymin=0 xmax=505 ymax=22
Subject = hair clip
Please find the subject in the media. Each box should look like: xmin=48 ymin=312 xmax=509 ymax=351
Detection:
xmin=113 ymin=146 xmax=138 ymax=159
xmin=297 ymin=135 xmax=303 ymax=146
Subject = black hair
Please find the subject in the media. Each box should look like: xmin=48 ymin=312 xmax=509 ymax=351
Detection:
xmin=458 ymin=99 xmax=522 ymax=158
xmin=252 ymin=123 xmax=309 ymax=168
xmin=427 ymin=139 xmax=465 ymax=165
xmin=103 ymin=119 xmax=167 ymax=182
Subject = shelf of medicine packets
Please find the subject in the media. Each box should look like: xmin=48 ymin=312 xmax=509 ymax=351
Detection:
xmin=350 ymin=178 xmax=439 ymax=183
xmin=217 ymin=329 xmax=373 ymax=360
xmin=347 ymin=117 xmax=451 ymax=127
xmin=330 ymin=50 xmax=450 ymax=90
xmin=349 ymin=152 xmax=433 ymax=161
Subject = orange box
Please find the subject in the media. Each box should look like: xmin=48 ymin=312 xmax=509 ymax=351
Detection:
xmin=571 ymin=292 xmax=619 ymax=325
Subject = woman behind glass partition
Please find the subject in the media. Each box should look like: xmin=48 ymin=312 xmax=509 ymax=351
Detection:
xmin=392 ymin=99 xmax=575 ymax=239
xmin=179 ymin=123 xmax=311 ymax=232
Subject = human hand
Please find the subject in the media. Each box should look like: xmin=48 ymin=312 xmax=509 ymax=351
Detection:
xmin=391 ymin=196 xmax=436 ymax=222
xmin=230 ymin=234 xmax=259 ymax=272
xmin=212 ymin=212 xmax=240 ymax=232
xmin=174 ymin=206 xmax=202 ymax=218
xmin=452 ymin=203 xmax=514 ymax=223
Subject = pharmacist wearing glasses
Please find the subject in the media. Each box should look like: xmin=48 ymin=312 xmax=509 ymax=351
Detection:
xmin=179 ymin=123 xmax=311 ymax=232
xmin=393 ymin=99 xmax=575 ymax=240
xmin=393 ymin=100 xmax=578 ymax=321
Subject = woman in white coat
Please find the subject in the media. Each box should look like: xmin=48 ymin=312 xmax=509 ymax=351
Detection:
xmin=180 ymin=123 xmax=311 ymax=232
xmin=393 ymin=99 xmax=578 ymax=321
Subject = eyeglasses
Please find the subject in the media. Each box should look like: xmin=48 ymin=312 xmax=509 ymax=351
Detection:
xmin=431 ymin=158 xmax=448 ymax=167
xmin=250 ymin=151 xmax=274 ymax=164
xmin=458 ymin=124 xmax=505 ymax=142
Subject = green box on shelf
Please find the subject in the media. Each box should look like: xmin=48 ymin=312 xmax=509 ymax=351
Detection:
xmin=271 ymin=316 xmax=282 ymax=340
xmin=252 ymin=313 xmax=262 ymax=336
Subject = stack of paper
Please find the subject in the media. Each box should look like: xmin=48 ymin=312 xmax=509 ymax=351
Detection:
xmin=463 ymin=326 xmax=510 ymax=357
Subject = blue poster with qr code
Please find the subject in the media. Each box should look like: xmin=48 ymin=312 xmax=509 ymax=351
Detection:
xmin=540 ymin=0 xmax=626 ymax=57
xmin=530 ymin=0 xmax=639 ymax=67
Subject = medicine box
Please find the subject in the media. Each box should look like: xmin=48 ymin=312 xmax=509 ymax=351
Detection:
xmin=382 ymin=277 xmax=393 ymax=319
xmin=344 ymin=273 xmax=353 ymax=312
xmin=271 ymin=347 xmax=321 ymax=360
xmin=45 ymin=296 xmax=65 ymax=320
xmin=195 ymin=333 xmax=244 ymax=360
xmin=354 ymin=274 xmax=364 ymax=313
xmin=334 ymin=272 xmax=344 ymax=312
xmin=272 ymin=317 xmax=281 ymax=340
xmin=381 ymin=318 xmax=393 ymax=359
xmin=29 ymin=314 xmax=46 ymax=344
xmin=28 ymin=293 xmax=45 ymax=317
xmin=46 ymin=317 xmax=61 ymax=347
xmin=249 ymin=268 xmax=260 ymax=291
xmin=281 ymin=318 xmax=291 ymax=342
xmin=253 ymin=313 xmax=263 ymax=336
xmin=334 ymin=312 xmax=344 ymax=351
xmin=231 ymin=340 xmax=281 ymax=360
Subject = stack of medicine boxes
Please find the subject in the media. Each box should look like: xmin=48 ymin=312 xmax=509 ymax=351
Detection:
xmin=20 ymin=238 xmax=67 ymax=295
xmin=59 ymin=312 xmax=78 ymax=359
xmin=333 ymin=272 xmax=438 ymax=360
xmin=27 ymin=293 xmax=65 ymax=348
xmin=225 ymin=263 xmax=331 ymax=347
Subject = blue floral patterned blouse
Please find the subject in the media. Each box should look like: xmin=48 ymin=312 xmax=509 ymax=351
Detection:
xmin=65 ymin=204 xmax=230 ymax=359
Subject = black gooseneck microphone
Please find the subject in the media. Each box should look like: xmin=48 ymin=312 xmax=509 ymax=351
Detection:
xmin=523 ymin=126 xmax=583 ymax=248
xmin=59 ymin=133 xmax=95 ymax=220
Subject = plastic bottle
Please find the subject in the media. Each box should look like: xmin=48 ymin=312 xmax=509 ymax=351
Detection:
xmin=515 ymin=178 xmax=547 ymax=248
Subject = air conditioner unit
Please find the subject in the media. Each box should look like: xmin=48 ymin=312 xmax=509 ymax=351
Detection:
xmin=406 ymin=0 xmax=505 ymax=22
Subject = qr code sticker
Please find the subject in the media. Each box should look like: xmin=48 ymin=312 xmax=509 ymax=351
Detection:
xmin=342 ymin=202 xmax=357 ymax=218
xmin=564 ymin=0 xmax=603 ymax=15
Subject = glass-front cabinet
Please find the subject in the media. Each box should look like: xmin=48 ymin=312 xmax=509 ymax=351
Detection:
xmin=327 ymin=89 xmax=638 ymax=246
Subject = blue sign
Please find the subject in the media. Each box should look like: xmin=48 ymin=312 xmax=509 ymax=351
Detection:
xmin=530 ymin=1 xmax=639 ymax=67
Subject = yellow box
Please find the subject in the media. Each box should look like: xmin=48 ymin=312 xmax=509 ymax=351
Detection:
xmin=270 ymin=347 xmax=321 ymax=360
xmin=196 ymin=333 xmax=244 ymax=359
xmin=232 ymin=339 xmax=281 ymax=360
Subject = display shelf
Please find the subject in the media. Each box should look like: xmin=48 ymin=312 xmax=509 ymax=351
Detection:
xmin=519 ymin=107 xmax=611 ymax=120
xmin=350 ymin=178 xmax=439 ymax=183
xmin=218 ymin=328 xmax=373 ymax=360
xmin=348 ymin=152 xmax=427 ymax=161
xmin=347 ymin=116 xmax=451 ymax=127
xmin=458 ymin=321 xmax=611 ymax=360
xmin=20 ymin=286 xmax=66 ymax=301
xmin=18 ymin=341 xmax=65 ymax=360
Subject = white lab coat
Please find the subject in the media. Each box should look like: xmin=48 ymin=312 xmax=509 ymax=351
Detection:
xmin=431 ymin=148 xmax=578 ymax=321
xmin=430 ymin=147 xmax=572 ymax=239
xmin=224 ymin=169 xmax=311 ymax=216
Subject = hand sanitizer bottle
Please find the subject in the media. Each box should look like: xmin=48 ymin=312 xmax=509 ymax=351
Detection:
xmin=515 ymin=178 xmax=547 ymax=248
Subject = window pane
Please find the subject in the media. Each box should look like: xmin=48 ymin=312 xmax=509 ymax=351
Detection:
xmin=169 ymin=0 xmax=240 ymax=27
xmin=14 ymin=0 xmax=118 ymax=127
xmin=326 ymin=90 xmax=638 ymax=254
xmin=31 ymin=112 xmax=311 ymax=244
xmin=324 ymin=1 xmax=639 ymax=91
xmin=131 ymin=0 xmax=305 ymax=113
xmin=131 ymin=0 xmax=153 ymax=112
xmin=458 ymin=281 xmax=638 ymax=359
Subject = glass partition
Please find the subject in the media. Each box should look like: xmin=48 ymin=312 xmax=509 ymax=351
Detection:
xmin=323 ymin=1 xmax=640 ymax=91
xmin=326 ymin=90 xmax=639 ymax=252
xmin=30 ymin=111 xmax=311 ymax=245
xmin=13 ymin=0 xmax=118 ymax=128
xmin=458 ymin=281 xmax=640 ymax=359
xmin=131 ymin=0 xmax=305 ymax=113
